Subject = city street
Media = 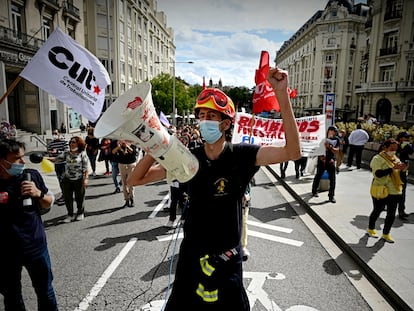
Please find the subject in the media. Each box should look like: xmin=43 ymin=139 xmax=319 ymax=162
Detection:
xmin=2 ymin=162 xmax=388 ymax=311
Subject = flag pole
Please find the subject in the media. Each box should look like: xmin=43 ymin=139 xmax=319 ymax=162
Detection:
xmin=0 ymin=76 xmax=22 ymax=105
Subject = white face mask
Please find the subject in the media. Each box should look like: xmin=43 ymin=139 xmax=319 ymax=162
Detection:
xmin=386 ymin=151 xmax=396 ymax=157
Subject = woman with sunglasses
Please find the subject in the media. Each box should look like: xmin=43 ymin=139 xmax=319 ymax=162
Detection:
xmin=49 ymin=136 xmax=89 ymax=222
xmin=128 ymin=67 xmax=301 ymax=310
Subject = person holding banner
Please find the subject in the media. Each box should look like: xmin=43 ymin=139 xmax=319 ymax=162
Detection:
xmin=311 ymin=126 xmax=340 ymax=203
xmin=128 ymin=67 xmax=300 ymax=310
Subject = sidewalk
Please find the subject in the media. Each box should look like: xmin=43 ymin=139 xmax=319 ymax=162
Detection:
xmin=268 ymin=162 xmax=414 ymax=311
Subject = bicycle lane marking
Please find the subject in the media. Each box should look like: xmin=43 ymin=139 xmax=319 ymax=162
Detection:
xmin=74 ymin=238 xmax=137 ymax=311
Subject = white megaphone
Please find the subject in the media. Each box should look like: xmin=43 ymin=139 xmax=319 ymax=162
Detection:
xmin=94 ymin=82 xmax=199 ymax=183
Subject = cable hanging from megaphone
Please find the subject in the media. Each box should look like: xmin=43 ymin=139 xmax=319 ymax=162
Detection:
xmin=94 ymin=82 xmax=199 ymax=183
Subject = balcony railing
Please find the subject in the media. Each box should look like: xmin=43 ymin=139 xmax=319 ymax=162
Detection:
xmin=384 ymin=10 xmax=402 ymax=21
xmin=379 ymin=46 xmax=398 ymax=56
xmin=355 ymin=81 xmax=414 ymax=94
xmin=63 ymin=2 xmax=81 ymax=21
xmin=0 ymin=26 xmax=44 ymax=50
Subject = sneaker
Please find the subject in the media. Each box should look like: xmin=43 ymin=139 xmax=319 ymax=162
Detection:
xmin=329 ymin=197 xmax=336 ymax=203
xmin=113 ymin=188 xmax=121 ymax=194
xmin=92 ymin=172 xmax=96 ymax=177
xmin=399 ymin=212 xmax=409 ymax=220
xmin=104 ymin=171 xmax=111 ymax=176
xmin=128 ymin=199 xmax=134 ymax=207
xmin=56 ymin=197 xmax=65 ymax=205
xmin=242 ymin=247 xmax=250 ymax=261
xmin=367 ymin=228 xmax=378 ymax=238
xmin=63 ymin=215 xmax=73 ymax=223
xmin=76 ymin=214 xmax=84 ymax=221
xmin=312 ymin=192 xmax=319 ymax=197
xmin=382 ymin=233 xmax=395 ymax=243
xmin=122 ymin=200 xmax=129 ymax=208
xmin=165 ymin=219 xmax=177 ymax=228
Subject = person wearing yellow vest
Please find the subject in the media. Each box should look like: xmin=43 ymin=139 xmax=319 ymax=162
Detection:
xmin=128 ymin=67 xmax=301 ymax=310
xmin=367 ymin=139 xmax=406 ymax=243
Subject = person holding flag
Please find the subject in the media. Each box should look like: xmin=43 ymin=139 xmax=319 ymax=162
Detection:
xmin=127 ymin=66 xmax=301 ymax=310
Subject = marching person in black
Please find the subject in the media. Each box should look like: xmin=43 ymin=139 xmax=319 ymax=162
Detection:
xmin=0 ymin=139 xmax=58 ymax=310
xmin=128 ymin=68 xmax=301 ymax=310
xmin=311 ymin=126 xmax=340 ymax=203
xmin=396 ymin=131 xmax=413 ymax=220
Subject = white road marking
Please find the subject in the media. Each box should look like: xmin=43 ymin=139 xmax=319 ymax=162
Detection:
xmin=157 ymin=229 xmax=303 ymax=247
xmin=149 ymin=194 xmax=169 ymax=218
xmin=157 ymin=231 xmax=184 ymax=242
xmin=74 ymin=238 xmax=137 ymax=311
xmin=248 ymin=230 xmax=303 ymax=247
xmin=139 ymin=271 xmax=319 ymax=311
xmin=247 ymin=220 xmax=293 ymax=233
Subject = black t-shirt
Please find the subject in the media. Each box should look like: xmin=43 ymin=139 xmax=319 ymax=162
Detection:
xmin=85 ymin=136 xmax=100 ymax=156
xmin=397 ymin=143 xmax=414 ymax=163
xmin=184 ymin=143 xmax=260 ymax=254
xmin=117 ymin=144 xmax=138 ymax=164
xmin=0 ymin=169 xmax=49 ymax=257
xmin=325 ymin=136 xmax=340 ymax=161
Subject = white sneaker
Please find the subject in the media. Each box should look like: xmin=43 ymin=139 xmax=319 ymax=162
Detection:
xmin=63 ymin=215 xmax=73 ymax=223
xmin=76 ymin=214 xmax=85 ymax=221
xmin=165 ymin=220 xmax=177 ymax=228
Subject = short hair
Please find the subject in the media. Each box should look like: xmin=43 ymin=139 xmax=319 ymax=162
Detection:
xmin=70 ymin=136 xmax=86 ymax=152
xmin=0 ymin=139 xmax=25 ymax=159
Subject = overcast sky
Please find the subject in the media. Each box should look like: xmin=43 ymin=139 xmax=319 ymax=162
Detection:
xmin=156 ymin=0 xmax=336 ymax=88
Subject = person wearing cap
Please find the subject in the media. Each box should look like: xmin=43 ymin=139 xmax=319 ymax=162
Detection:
xmin=396 ymin=131 xmax=413 ymax=220
xmin=347 ymin=123 xmax=369 ymax=169
xmin=311 ymin=126 xmax=340 ymax=203
xmin=127 ymin=67 xmax=301 ymax=310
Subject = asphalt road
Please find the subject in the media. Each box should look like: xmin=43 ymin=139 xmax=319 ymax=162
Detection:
xmin=2 ymin=167 xmax=379 ymax=311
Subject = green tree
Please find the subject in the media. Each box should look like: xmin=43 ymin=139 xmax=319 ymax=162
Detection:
xmin=150 ymin=74 xmax=196 ymax=117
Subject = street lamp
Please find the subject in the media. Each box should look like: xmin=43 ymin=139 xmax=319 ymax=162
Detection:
xmin=155 ymin=60 xmax=194 ymax=126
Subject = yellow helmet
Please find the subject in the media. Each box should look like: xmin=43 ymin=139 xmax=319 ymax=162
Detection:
xmin=194 ymin=88 xmax=235 ymax=120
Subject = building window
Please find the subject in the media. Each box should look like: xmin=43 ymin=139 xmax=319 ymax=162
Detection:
xmin=407 ymin=60 xmax=414 ymax=82
xmin=324 ymin=66 xmax=333 ymax=79
xmin=379 ymin=65 xmax=394 ymax=81
xmin=11 ymin=3 xmax=23 ymax=37
xmin=42 ymin=18 xmax=52 ymax=39
xmin=325 ymin=53 xmax=334 ymax=62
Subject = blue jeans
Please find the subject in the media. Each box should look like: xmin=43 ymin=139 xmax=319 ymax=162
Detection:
xmin=111 ymin=161 xmax=120 ymax=190
xmin=0 ymin=247 xmax=58 ymax=311
xmin=87 ymin=153 xmax=97 ymax=173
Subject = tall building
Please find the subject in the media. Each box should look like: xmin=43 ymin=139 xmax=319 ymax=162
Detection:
xmin=275 ymin=0 xmax=369 ymax=122
xmin=355 ymin=0 xmax=414 ymax=125
xmin=0 ymin=0 xmax=84 ymax=135
xmin=83 ymin=0 xmax=175 ymax=111
xmin=0 ymin=0 xmax=175 ymax=135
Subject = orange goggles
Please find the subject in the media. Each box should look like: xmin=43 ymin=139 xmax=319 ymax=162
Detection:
xmin=195 ymin=88 xmax=235 ymax=118
xmin=196 ymin=88 xmax=229 ymax=108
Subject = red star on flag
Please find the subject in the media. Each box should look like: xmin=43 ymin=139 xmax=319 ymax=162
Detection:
xmin=93 ymin=85 xmax=101 ymax=95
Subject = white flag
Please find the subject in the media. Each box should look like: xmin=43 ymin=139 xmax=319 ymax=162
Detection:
xmin=20 ymin=27 xmax=110 ymax=122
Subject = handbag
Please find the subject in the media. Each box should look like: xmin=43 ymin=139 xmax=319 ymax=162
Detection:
xmin=370 ymin=184 xmax=388 ymax=199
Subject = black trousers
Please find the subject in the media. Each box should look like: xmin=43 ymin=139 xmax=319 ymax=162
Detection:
xmin=369 ymin=194 xmax=400 ymax=234
xmin=312 ymin=159 xmax=336 ymax=198
xmin=347 ymin=144 xmax=364 ymax=168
